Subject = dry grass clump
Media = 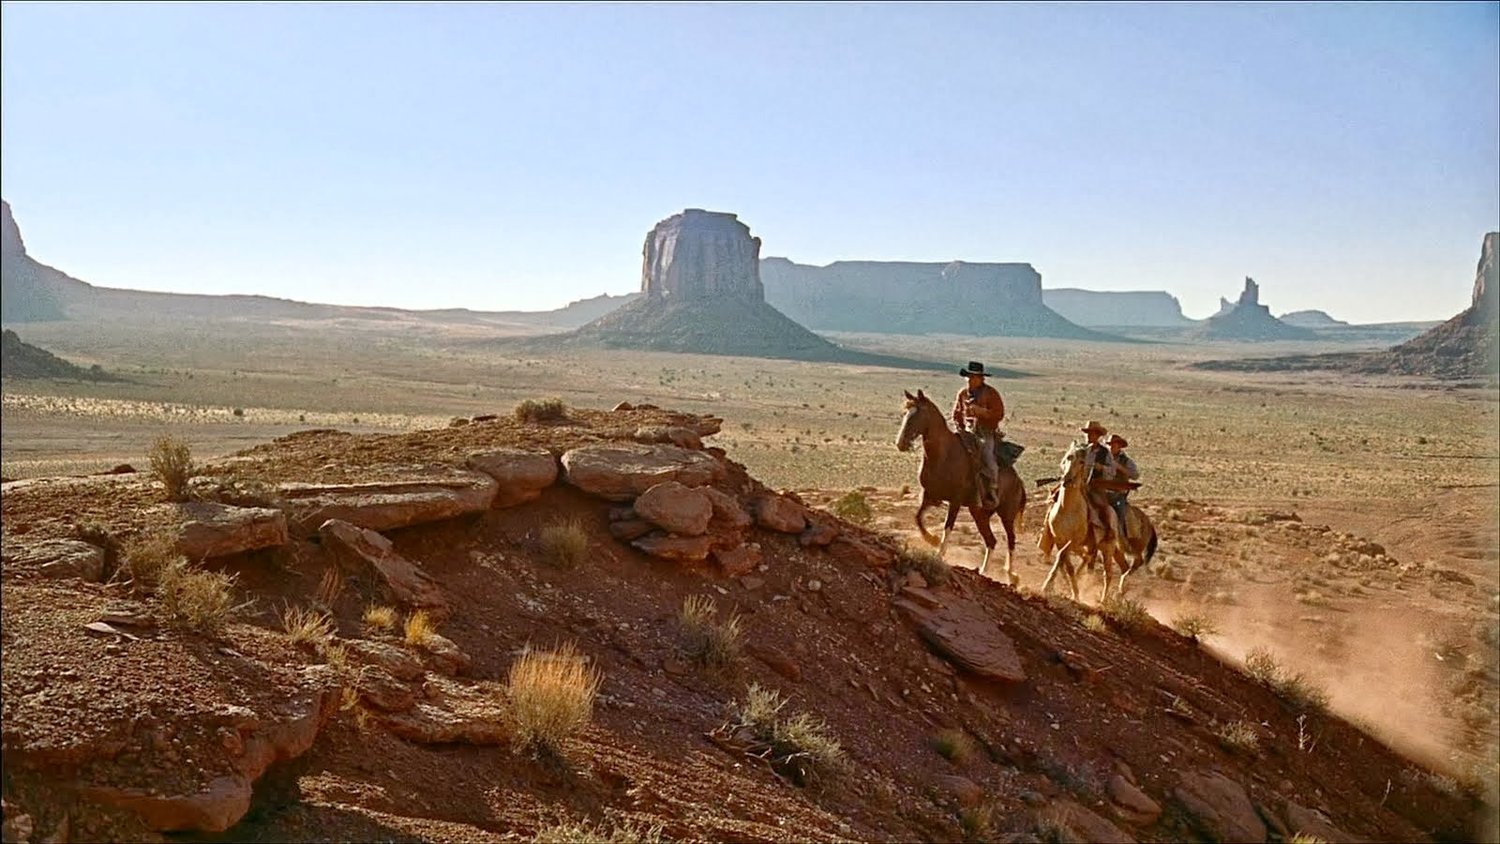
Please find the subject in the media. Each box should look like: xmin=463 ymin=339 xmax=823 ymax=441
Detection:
xmin=282 ymin=606 xmax=335 ymax=648
xmin=505 ymin=642 xmax=602 ymax=757
xmin=362 ymin=604 xmax=398 ymax=633
xmin=147 ymin=435 xmax=196 ymax=502
xmin=404 ymin=610 xmax=438 ymax=646
xmin=1289 ymin=834 xmax=1330 ymax=844
xmin=1242 ymin=647 xmax=1331 ymax=713
xmin=122 ymin=526 xmax=186 ymax=592
xmin=515 ymin=397 xmax=567 ymax=423
xmin=931 ymin=728 xmax=975 ymax=763
xmin=830 ymin=490 xmax=874 ymax=525
xmin=897 ymin=545 xmax=949 ymax=586
xmin=540 ymin=518 xmax=589 ymax=570
xmin=156 ymin=562 xmax=238 ymax=635
xmin=1081 ymin=613 xmax=1109 ymax=634
xmin=532 ymin=818 xmax=664 ymax=844
xmin=959 ymin=802 xmax=996 ymax=842
xmin=1101 ymin=594 xmax=1152 ymax=633
xmin=314 ymin=566 xmax=345 ymax=611
xmin=1172 ymin=611 xmax=1220 ymax=642
xmin=1215 ymin=720 xmax=1262 ymax=755
xmin=730 ymin=683 xmax=844 ymax=785
xmin=678 ymin=595 xmax=743 ymax=671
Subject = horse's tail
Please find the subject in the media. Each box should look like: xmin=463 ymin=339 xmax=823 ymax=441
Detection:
xmin=915 ymin=500 xmax=941 ymax=547
xmin=1145 ymin=523 xmax=1159 ymax=564
xmin=1014 ymin=490 xmax=1027 ymax=534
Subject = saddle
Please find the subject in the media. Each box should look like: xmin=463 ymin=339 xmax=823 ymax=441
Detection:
xmin=956 ymin=430 xmax=1025 ymax=468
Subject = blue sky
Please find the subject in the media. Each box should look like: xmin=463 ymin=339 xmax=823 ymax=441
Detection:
xmin=2 ymin=2 xmax=1496 ymax=323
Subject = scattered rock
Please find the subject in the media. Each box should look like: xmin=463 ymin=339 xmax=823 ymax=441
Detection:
xmin=611 ymin=401 xmax=634 ymax=412
xmin=633 ymin=425 xmax=703 ymax=450
xmin=799 ymin=519 xmax=839 ymax=547
xmin=345 ymin=638 xmax=425 ymax=682
xmin=631 ymin=533 xmax=716 ymax=563
xmin=748 ymin=642 xmax=802 ymax=681
xmin=560 ymin=443 xmax=723 ymax=501
xmin=894 ymin=595 xmax=1026 ymax=683
xmin=416 ymin=633 xmax=472 ymax=677
xmin=280 ymin=472 xmax=499 ymax=536
xmin=108 ymin=464 xmax=136 ymax=475
xmin=1050 ymin=798 xmax=1137 ymax=843
xmin=1174 ymin=770 xmax=1267 ymax=843
xmin=831 ymin=535 xmax=893 ymax=568
xmin=608 ymin=519 xmax=656 ymax=542
xmin=714 ymin=543 xmax=762 ymax=577
xmin=319 ymin=520 xmax=448 ymax=615
xmin=633 ymin=481 xmax=713 ymax=536
xmin=2 ymin=538 xmax=105 ymax=582
xmin=753 ymin=495 xmax=806 ymax=533
xmin=1282 ymin=799 xmax=1358 ymax=844
xmin=935 ymin=774 xmax=984 ymax=808
xmin=2 ymin=806 xmax=35 ymax=844
xmin=356 ymin=665 xmax=418 ymax=713
xmin=702 ymin=487 xmax=752 ymax=530
xmin=162 ymin=501 xmax=289 ymax=561
xmin=374 ymin=676 xmax=508 ymax=745
xmin=465 ymin=448 xmax=558 ymax=508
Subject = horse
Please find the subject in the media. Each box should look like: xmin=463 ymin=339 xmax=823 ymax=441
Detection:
xmin=1038 ymin=441 xmax=1126 ymax=603
xmin=895 ymin=389 xmax=1026 ymax=584
xmin=1082 ymin=503 xmax=1159 ymax=596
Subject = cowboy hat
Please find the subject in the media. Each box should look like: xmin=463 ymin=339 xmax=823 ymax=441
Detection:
xmin=1081 ymin=420 xmax=1108 ymax=435
xmin=1108 ymin=433 xmax=1128 ymax=447
xmin=958 ymin=361 xmax=990 ymax=378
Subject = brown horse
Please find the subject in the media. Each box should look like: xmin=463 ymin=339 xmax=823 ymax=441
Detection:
xmin=1083 ymin=503 xmax=1159 ymax=595
xmin=896 ymin=389 xmax=1026 ymax=584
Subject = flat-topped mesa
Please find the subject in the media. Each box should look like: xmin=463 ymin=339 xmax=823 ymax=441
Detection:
xmin=641 ymin=209 xmax=764 ymax=303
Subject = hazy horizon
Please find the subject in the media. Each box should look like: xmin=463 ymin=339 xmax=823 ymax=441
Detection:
xmin=2 ymin=2 xmax=1497 ymax=324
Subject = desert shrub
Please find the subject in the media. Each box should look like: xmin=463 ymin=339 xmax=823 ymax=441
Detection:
xmin=1215 ymin=720 xmax=1262 ymax=755
xmin=515 ymin=397 xmax=567 ymax=423
xmin=1242 ymin=647 xmax=1330 ymax=713
xmin=532 ymin=819 xmax=664 ymax=844
xmin=730 ymin=683 xmax=844 ymax=785
xmin=505 ymin=642 xmax=602 ymax=756
xmin=1081 ymin=614 xmax=1108 ymax=634
xmin=931 ymin=728 xmax=974 ymax=763
xmin=315 ymin=566 xmax=345 ymax=610
xmin=959 ymin=802 xmax=996 ymax=842
xmin=1289 ymin=834 xmax=1329 ymax=844
xmin=1101 ymin=595 xmax=1152 ymax=633
xmin=362 ymin=604 xmax=398 ymax=633
xmin=282 ymin=606 xmax=335 ymax=648
xmin=830 ymin=490 xmax=874 ymax=525
xmin=896 ymin=545 xmax=949 ymax=586
xmin=147 ymin=435 xmax=195 ymax=502
xmin=404 ymin=610 xmax=438 ymax=646
xmin=678 ymin=595 xmax=743 ymax=671
xmin=1172 ymin=611 xmax=1220 ymax=642
xmin=156 ymin=562 xmax=237 ymax=635
xmin=540 ymin=518 xmax=589 ymax=570
xmin=1244 ymin=647 xmax=1281 ymax=684
xmin=122 ymin=526 xmax=186 ymax=592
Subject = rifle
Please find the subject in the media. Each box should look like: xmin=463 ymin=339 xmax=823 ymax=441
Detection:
xmin=1034 ymin=476 xmax=1060 ymax=488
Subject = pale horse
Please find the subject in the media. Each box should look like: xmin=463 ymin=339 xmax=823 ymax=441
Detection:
xmin=1039 ymin=441 xmax=1127 ymax=603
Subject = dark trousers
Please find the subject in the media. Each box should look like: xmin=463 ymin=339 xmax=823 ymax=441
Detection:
xmin=1108 ymin=492 xmax=1130 ymax=539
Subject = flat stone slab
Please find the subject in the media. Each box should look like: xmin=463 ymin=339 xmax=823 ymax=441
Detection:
xmin=560 ymin=443 xmax=723 ymax=501
xmin=893 ymin=594 xmax=1027 ymax=683
xmin=319 ymin=519 xmax=448 ymax=614
xmin=1174 ymin=770 xmax=1267 ymax=844
xmin=279 ymin=472 xmax=498 ymax=536
xmin=464 ymin=448 xmax=557 ymax=508
xmin=152 ymin=502 xmax=288 ymax=560
xmin=1 ymin=538 xmax=105 ymax=582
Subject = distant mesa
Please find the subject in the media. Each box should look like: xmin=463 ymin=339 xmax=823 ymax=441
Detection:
xmin=761 ymin=257 xmax=1109 ymax=339
xmin=1 ymin=329 xmax=117 ymax=381
xmin=1042 ymin=288 xmax=1194 ymax=328
xmin=1192 ymin=277 xmax=1315 ymax=341
xmin=1194 ymin=233 xmax=1500 ymax=381
xmin=2 ymin=199 xmax=89 ymax=323
xmin=1279 ymin=309 xmax=1349 ymax=328
xmin=550 ymin=210 xmax=950 ymax=370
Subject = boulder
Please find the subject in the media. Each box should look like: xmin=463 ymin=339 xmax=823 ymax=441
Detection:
xmin=935 ymin=774 xmax=984 ymax=809
xmin=633 ymin=481 xmax=713 ymax=536
xmin=702 ymin=487 xmax=752 ymax=530
xmin=633 ymin=425 xmax=703 ymax=450
xmin=799 ymin=519 xmax=839 ymax=548
xmin=2 ymin=538 xmax=105 ymax=582
xmin=830 ymin=535 xmax=894 ymax=568
xmin=355 ymin=665 xmax=417 ymax=713
xmin=163 ymin=502 xmax=288 ymax=560
xmin=1108 ymin=775 xmax=1162 ymax=826
xmin=279 ymin=472 xmax=498 ymax=536
xmin=1281 ymin=799 xmax=1358 ymax=844
xmin=631 ymin=533 xmax=716 ymax=562
xmin=560 ymin=443 xmax=723 ymax=501
xmin=319 ymin=520 xmax=447 ymax=615
xmin=893 ymin=594 xmax=1026 ymax=683
xmin=1050 ymin=799 xmax=1137 ymax=844
xmin=344 ymin=638 xmax=425 ymax=682
xmin=465 ymin=448 xmax=558 ymax=508
xmin=713 ymin=543 xmax=762 ymax=577
xmin=416 ymin=633 xmax=471 ymax=677
xmin=608 ymin=520 xmax=656 ymax=542
xmin=747 ymin=642 xmax=801 ymax=681
xmin=374 ymin=677 xmax=508 ymax=745
xmin=1173 ymin=771 xmax=1266 ymax=843
xmin=753 ymin=495 xmax=806 ymax=534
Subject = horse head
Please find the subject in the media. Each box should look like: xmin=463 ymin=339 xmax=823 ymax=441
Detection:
xmin=1059 ymin=441 xmax=1090 ymax=487
xmin=896 ymin=389 xmax=936 ymax=452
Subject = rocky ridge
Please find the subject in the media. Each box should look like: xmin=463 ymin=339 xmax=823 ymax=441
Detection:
xmin=0 ymin=403 xmax=1480 ymax=843
xmin=1193 ymin=278 xmax=1315 ymax=342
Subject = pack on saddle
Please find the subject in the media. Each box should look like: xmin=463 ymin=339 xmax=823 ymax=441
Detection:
xmin=956 ymin=425 xmax=1025 ymax=508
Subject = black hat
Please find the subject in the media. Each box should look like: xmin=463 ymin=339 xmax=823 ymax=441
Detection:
xmin=959 ymin=361 xmax=989 ymax=378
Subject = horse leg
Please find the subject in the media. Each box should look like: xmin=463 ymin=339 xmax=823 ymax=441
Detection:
xmin=970 ymin=506 xmax=997 ymax=577
xmin=915 ymin=493 xmax=941 ymax=547
xmin=1099 ymin=541 xmax=1119 ymax=605
xmin=1063 ymin=547 xmax=1081 ymax=601
xmin=938 ymin=502 xmax=961 ymax=559
xmin=999 ymin=509 xmax=1019 ymax=588
xmin=1040 ymin=539 xmax=1069 ymax=595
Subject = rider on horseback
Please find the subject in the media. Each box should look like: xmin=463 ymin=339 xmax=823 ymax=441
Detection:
xmin=952 ymin=362 xmax=1005 ymax=510
xmin=1103 ymin=433 xmax=1140 ymax=541
xmin=1052 ymin=420 xmax=1123 ymax=542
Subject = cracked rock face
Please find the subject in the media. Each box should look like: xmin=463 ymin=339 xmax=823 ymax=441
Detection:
xmin=640 ymin=209 xmax=764 ymax=304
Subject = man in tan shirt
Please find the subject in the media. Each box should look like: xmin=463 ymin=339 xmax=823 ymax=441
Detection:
xmin=952 ymin=361 xmax=1006 ymax=508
